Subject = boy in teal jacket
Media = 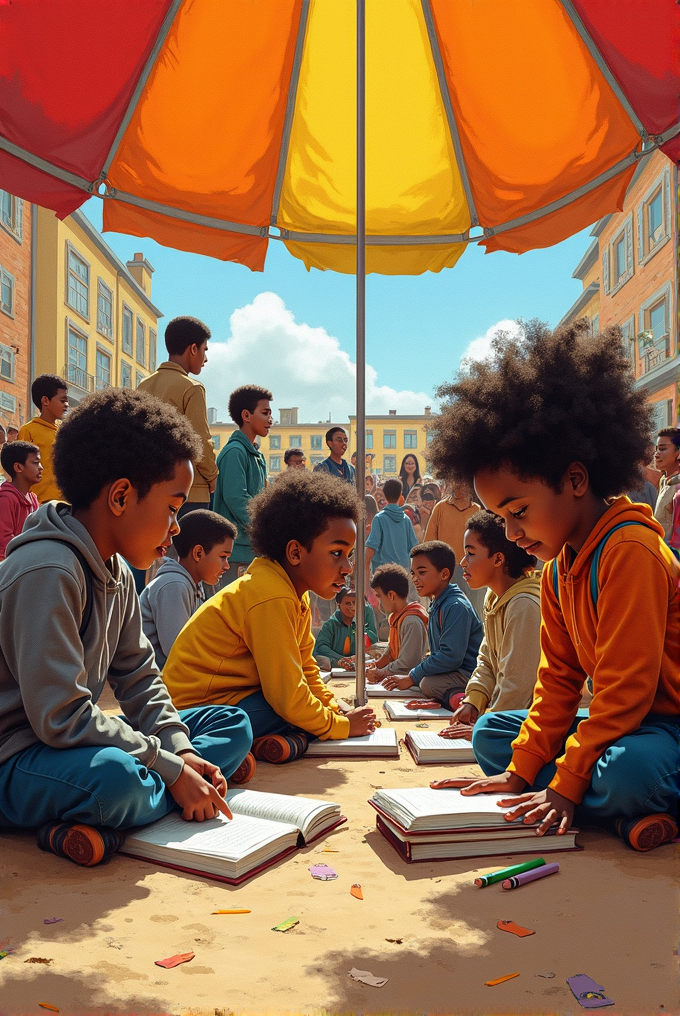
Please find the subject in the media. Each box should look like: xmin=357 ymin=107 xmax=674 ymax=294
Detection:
xmin=314 ymin=587 xmax=378 ymax=668
xmin=213 ymin=385 xmax=271 ymax=584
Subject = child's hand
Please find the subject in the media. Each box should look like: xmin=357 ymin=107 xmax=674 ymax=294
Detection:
xmin=170 ymin=752 xmax=232 ymax=822
xmin=382 ymin=674 xmax=414 ymax=690
xmin=346 ymin=704 xmax=378 ymax=736
xmin=496 ymin=787 xmax=575 ymax=836
xmin=460 ymin=771 xmax=527 ymax=797
xmin=338 ymin=658 xmax=354 ymax=670
xmin=438 ymin=722 xmax=474 ymax=740
xmin=450 ymin=702 xmax=479 ymax=726
xmin=367 ymin=666 xmax=387 ymax=683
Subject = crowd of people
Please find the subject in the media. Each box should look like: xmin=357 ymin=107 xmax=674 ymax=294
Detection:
xmin=0 ymin=315 xmax=677 ymax=868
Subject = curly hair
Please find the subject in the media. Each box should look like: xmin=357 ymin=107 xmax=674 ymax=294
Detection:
xmin=428 ymin=320 xmax=653 ymax=499
xmin=410 ymin=540 xmax=457 ymax=577
xmin=173 ymin=509 xmax=237 ymax=558
xmin=248 ymin=469 xmax=361 ymax=562
xmin=31 ymin=373 xmax=67 ymax=409
xmin=228 ymin=385 xmax=273 ymax=426
xmin=370 ymin=562 xmax=410 ymax=598
xmin=465 ymin=509 xmax=536 ymax=579
xmin=164 ymin=316 xmax=211 ymax=355
xmin=53 ymin=389 xmax=202 ymax=510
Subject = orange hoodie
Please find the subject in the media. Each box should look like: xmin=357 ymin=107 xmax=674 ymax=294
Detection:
xmin=508 ymin=497 xmax=680 ymax=804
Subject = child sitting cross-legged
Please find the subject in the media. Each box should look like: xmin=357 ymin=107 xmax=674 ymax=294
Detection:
xmin=429 ymin=320 xmax=680 ymax=852
xmin=162 ymin=471 xmax=377 ymax=763
xmin=0 ymin=389 xmax=254 ymax=867
xmin=438 ymin=510 xmax=541 ymax=741
xmin=140 ymin=509 xmax=236 ymax=670
xmin=366 ymin=564 xmax=429 ymax=681
xmin=0 ymin=441 xmax=42 ymax=560
xmin=382 ymin=541 xmax=483 ymax=706
xmin=313 ymin=586 xmax=378 ymax=671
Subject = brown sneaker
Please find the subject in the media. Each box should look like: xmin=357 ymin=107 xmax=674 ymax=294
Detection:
xmin=615 ymin=813 xmax=678 ymax=851
xmin=37 ymin=822 xmax=124 ymax=866
xmin=229 ymin=752 xmax=256 ymax=785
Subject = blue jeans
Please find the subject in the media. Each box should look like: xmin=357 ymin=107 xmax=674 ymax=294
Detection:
xmin=237 ymin=690 xmax=316 ymax=740
xmin=0 ymin=705 xmax=252 ymax=831
xmin=472 ymin=710 xmax=680 ymax=820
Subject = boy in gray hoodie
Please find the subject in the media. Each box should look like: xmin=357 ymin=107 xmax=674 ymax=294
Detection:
xmin=0 ymin=390 xmax=253 ymax=867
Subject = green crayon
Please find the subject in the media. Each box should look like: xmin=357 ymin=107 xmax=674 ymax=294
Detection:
xmin=474 ymin=857 xmax=546 ymax=887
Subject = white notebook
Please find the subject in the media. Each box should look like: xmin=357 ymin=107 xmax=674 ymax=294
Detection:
xmin=366 ymin=679 xmax=425 ymax=699
xmin=122 ymin=789 xmax=343 ymax=883
xmin=305 ymin=727 xmax=399 ymax=758
xmin=404 ymin=729 xmax=476 ymax=764
xmin=370 ymin=787 xmax=536 ymax=832
xmin=384 ymin=700 xmax=452 ymax=720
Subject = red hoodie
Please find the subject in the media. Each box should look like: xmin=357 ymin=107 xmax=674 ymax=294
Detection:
xmin=0 ymin=483 xmax=39 ymax=559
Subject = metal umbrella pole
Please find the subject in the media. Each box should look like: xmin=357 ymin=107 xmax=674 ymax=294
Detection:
xmin=354 ymin=0 xmax=367 ymax=707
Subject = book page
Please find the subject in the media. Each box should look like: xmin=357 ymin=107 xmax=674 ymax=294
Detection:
xmin=124 ymin=811 xmax=298 ymax=863
xmin=372 ymin=787 xmax=535 ymax=830
xmin=407 ymin=730 xmax=472 ymax=751
xmin=227 ymin=789 xmax=341 ymax=840
xmin=306 ymin=728 xmax=398 ymax=753
xmin=367 ymin=679 xmax=424 ymax=698
xmin=386 ymin=701 xmax=451 ymax=719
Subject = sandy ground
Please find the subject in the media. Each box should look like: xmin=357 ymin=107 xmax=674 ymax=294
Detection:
xmin=1 ymin=679 xmax=677 ymax=1016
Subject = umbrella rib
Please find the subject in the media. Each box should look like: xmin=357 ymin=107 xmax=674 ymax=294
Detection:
xmin=420 ymin=0 xmax=479 ymax=228
xmin=276 ymin=229 xmax=469 ymax=244
xmin=99 ymin=0 xmax=185 ymax=181
xmin=270 ymin=0 xmax=311 ymax=227
xmin=558 ymin=0 xmax=649 ymax=140
xmin=101 ymin=188 xmax=266 ymax=236
xmin=0 ymin=135 xmax=93 ymax=192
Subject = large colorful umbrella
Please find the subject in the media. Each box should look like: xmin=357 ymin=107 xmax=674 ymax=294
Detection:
xmin=2 ymin=0 xmax=678 ymax=700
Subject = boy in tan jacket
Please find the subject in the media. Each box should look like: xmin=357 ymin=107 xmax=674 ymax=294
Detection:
xmin=439 ymin=510 xmax=541 ymax=741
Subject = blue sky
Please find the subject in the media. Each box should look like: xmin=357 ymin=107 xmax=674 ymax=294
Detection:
xmin=83 ymin=197 xmax=591 ymax=421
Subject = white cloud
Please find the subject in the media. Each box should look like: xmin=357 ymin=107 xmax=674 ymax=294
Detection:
xmin=460 ymin=318 xmax=524 ymax=367
xmin=201 ymin=292 xmax=434 ymax=423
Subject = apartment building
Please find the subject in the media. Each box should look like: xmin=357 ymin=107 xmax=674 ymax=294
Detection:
xmin=0 ymin=191 xmax=31 ymax=428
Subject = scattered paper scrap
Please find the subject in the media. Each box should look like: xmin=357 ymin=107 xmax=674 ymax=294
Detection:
xmin=43 ymin=918 xmax=63 ymax=925
xmin=211 ymin=909 xmax=251 ymax=914
xmin=0 ymin=950 xmax=14 ymax=961
xmin=536 ymin=972 xmax=556 ymax=978
xmin=25 ymin=958 xmax=53 ymax=965
xmin=350 ymin=884 xmax=363 ymax=900
xmin=497 ymin=920 xmax=535 ymax=938
xmin=349 ymin=966 xmax=388 ymax=987
xmin=38 ymin=1006 xmax=59 ymax=1012
xmin=154 ymin=952 xmax=195 ymax=969
xmin=566 ymin=974 xmax=615 ymax=1008
xmin=486 ymin=972 xmax=520 ymax=986
xmin=272 ymin=916 xmax=299 ymax=933
xmin=309 ymin=863 xmax=338 ymax=881
xmin=385 ymin=938 xmax=403 ymax=944
xmin=321 ymin=841 xmax=339 ymax=853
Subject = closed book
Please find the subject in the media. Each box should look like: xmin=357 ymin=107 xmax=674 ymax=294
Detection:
xmin=366 ymin=679 xmax=425 ymax=699
xmin=384 ymin=701 xmax=452 ymax=721
xmin=404 ymin=729 xmax=475 ymax=764
xmin=305 ymin=727 xmax=399 ymax=759
xmin=122 ymin=789 xmax=345 ymax=885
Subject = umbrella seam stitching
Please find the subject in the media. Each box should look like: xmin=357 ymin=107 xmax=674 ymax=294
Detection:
xmin=270 ymin=0 xmax=311 ymax=230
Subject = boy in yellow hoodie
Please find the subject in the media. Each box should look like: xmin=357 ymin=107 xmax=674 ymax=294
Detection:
xmin=429 ymin=321 xmax=679 ymax=852
xmin=17 ymin=374 xmax=69 ymax=503
xmin=438 ymin=510 xmax=541 ymax=741
xmin=162 ymin=471 xmax=377 ymax=762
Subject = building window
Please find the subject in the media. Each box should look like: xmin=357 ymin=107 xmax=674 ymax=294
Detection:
xmin=120 ymin=361 xmax=132 ymax=389
xmin=404 ymin=430 xmax=417 ymax=449
xmin=426 ymin=431 xmax=434 ymax=445
xmin=638 ymin=286 xmax=671 ymax=375
xmin=212 ymin=434 xmax=221 ymax=451
xmin=383 ymin=430 xmax=396 ymax=449
xmin=122 ymin=305 xmax=133 ymax=354
xmin=95 ymin=348 xmax=111 ymax=390
xmin=269 ymin=455 xmax=281 ymax=472
xmin=0 ymin=343 xmax=14 ymax=382
xmin=590 ymin=315 xmax=599 ymax=335
xmin=0 ymin=192 xmax=22 ymax=240
xmin=269 ymin=434 xmax=281 ymax=449
xmin=614 ymin=234 xmax=626 ymax=285
xmin=311 ymin=434 xmax=322 ymax=450
xmin=621 ymin=317 xmax=636 ymax=366
xmin=289 ymin=435 xmax=302 ymax=448
xmin=603 ymin=214 xmax=633 ymax=295
xmin=149 ymin=328 xmax=157 ymax=371
xmin=67 ymin=323 xmax=89 ymax=391
xmin=365 ymin=430 xmax=373 ymax=449
xmin=135 ymin=371 xmax=146 ymax=388
xmin=310 ymin=454 xmax=325 ymax=466
xmin=0 ymin=266 xmax=14 ymax=317
xmin=96 ymin=279 xmax=113 ymax=338
xmin=638 ymin=166 xmax=671 ymax=265
xmin=0 ymin=391 xmax=16 ymax=414
xmin=136 ymin=318 xmax=146 ymax=366
xmin=383 ymin=455 xmax=397 ymax=473
xmin=66 ymin=245 xmax=90 ymax=319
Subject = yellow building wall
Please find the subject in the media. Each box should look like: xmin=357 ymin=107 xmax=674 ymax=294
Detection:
xmin=35 ymin=207 xmax=160 ymax=406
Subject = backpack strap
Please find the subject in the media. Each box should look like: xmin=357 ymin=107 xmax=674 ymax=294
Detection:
xmin=551 ymin=558 xmax=559 ymax=603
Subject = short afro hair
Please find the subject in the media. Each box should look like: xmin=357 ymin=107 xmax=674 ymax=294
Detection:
xmin=658 ymin=427 xmax=680 ymax=449
xmin=284 ymin=446 xmax=305 ymax=465
xmin=228 ymin=385 xmax=273 ymax=426
xmin=410 ymin=540 xmax=456 ymax=579
xmin=428 ymin=320 xmax=653 ymax=499
xmin=370 ymin=562 xmax=410 ymax=598
xmin=1 ymin=440 xmax=38 ymax=478
xmin=382 ymin=478 xmax=402 ymax=502
xmin=248 ymin=469 xmax=360 ymax=563
xmin=164 ymin=316 xmax=210 ymax=355
xmin=31 ymin=373 xmax=67 ymax=409
xmin=464 ymin=509 xmax=536 ymax=579
xmin=173 ymin=509 xmax=237 ymax=558
xmin=53 ymin=389 xmax=202 ymax=510
xmin=335 ymin=585 xmax=355 ymax=604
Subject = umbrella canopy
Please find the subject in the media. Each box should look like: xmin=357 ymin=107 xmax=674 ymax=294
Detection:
xmin=1 ymin=0 xmax=678 ymax=276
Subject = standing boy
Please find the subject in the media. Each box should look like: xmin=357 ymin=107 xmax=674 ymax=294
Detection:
xmin=213 ymin=385 xmax=271 ymax=585
xmin=653 ymin=427 xmax=680 ymax=541
xmin=365 ymin=478 xmax=418 ymax=587
xmin=137 ymin=316 xmax=218 ymax=514
xmin=0 ymin=389 xmax=252 ymax=866
xmin=313 ymin=427 xmax=355 ymax=483
xmin=367 ymin=564 xmax=428 ymax=680
xmin=18 ymin=374 xmax=69 ymax=503
xmin=383 ymin=541 xmax=483 ymax=708
xmin=0 ymin=441 xmax=42 ymax=559
xmin=429 ymin=321 xmax=679 ymax=851
xmin=140 ymin=510 xmax=236 ymax=669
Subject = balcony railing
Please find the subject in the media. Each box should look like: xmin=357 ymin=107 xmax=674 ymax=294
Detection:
xmin=640 ymin=334 xmax=671 ymax=375
xmin=63 ymin=362 xmax=95 ymax=394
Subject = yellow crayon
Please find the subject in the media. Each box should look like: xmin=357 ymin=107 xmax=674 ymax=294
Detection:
xmin=211 ymin=909 xmax=251 ymax=914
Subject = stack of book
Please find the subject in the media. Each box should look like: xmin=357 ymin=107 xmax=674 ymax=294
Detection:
xmin=384 ymin=701 xmax=452 ymax=721
xmin=404 ymin=729 xmax=475 ymax=764
xmin=366 ymin=679 xmax=424 ymax=699
xmin=369 ymin=787 xmax=580 ymax=862
xmin=305 ymin=727 xmax=399 ymax=759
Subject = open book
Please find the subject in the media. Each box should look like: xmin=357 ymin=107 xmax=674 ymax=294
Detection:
xmin=305 ymin=727 xmax=399 ymax=758
xmin=330 ymin=667 xmax=356 ymax=678
xmin=384 ymin=701 xmax=452 ymax=721
xmin=404 ymin=729 xmax=475 ymax=763
xmin=122 ymin=789 xmax=344 ymax=885
xmin=366 ymin=679 xmax=425 ymax=699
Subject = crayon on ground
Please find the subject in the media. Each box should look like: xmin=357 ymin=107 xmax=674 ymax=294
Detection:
xmin=211 ymin=909 xmax=251 ymax=914
xmin=474 ymin=857 xmax=545 ymax=887
xmin=497 ymin=920 xmax=535 ymax=937
xmin=486 ymin=972 xmax=520 ymax=986
xmin=502 ymin=862 xmax=560 ymax=889
xmin=38 ymin=1006 xmax=59 ymax=1012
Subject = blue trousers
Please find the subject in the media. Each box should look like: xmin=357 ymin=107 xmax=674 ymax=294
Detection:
xmin=472 ymin=710 xmax=680 ymax=820
xmin=0 ymin=705 xmax=252 ymax=831
xmin=236 ymin=690 xmax=317 ymax=740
